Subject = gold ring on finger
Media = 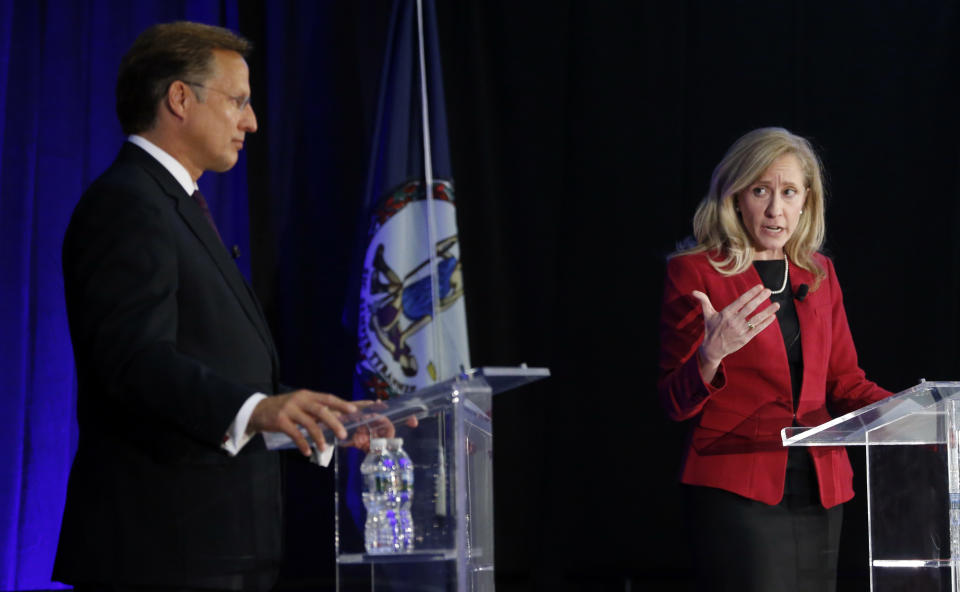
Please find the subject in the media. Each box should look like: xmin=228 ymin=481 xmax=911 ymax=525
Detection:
xmin=747 ymin=321 xmax=755 ymax=330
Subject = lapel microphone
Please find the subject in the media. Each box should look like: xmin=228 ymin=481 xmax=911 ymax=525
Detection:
xmin=795 ymin=284 xmax=809 ymax=302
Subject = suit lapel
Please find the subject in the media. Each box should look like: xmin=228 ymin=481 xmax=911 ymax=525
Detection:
xmin=175 ymin=195 xmax=280 ymax=361
xmin=121 ymin=143 xmax=280 ymax=369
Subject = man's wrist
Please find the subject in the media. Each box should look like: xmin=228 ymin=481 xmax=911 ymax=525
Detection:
xmin=222 ymin=393 xmax=269 ymax=456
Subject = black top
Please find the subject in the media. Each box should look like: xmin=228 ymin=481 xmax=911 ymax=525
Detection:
xmin=753 ymin=260 xmax=802 ymax=408
xmin=753 ymin=259 xmax=817 ymax=504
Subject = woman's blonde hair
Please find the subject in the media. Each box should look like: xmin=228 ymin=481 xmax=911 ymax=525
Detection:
xmin=680 ymin=127 xmax=826 ymax=289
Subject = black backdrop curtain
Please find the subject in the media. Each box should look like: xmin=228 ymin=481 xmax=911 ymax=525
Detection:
xmin=2 ymin=1 xmax=959 ymax=590
xmin=434 ymin=2 xmax=960 ymax=590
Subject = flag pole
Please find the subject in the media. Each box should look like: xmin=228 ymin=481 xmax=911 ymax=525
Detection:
xmin=416 ymin=0 xmax=444 ymax=380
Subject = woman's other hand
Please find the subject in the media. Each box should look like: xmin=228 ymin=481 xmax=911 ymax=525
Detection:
xmin=692 ymin=284 xmax=779 ymax=383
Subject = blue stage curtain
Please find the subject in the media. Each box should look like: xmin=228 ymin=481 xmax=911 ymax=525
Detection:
xmin=0 ymin=1 xmax=248 ymax=588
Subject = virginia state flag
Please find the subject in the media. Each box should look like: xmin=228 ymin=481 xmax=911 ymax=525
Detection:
xmin=353 ymin=0 xmax=469 ymax=400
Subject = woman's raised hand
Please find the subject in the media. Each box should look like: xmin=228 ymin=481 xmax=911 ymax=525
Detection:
xmin=691 ymin=284 xmax=779 ymax=383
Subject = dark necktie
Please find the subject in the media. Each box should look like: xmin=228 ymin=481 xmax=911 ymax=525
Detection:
xmin=191 ymin=189 xmax=224 ymax=245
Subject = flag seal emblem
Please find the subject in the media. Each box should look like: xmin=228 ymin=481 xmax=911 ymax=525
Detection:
xmin=356 ymin=179 xmax=465 ymax=399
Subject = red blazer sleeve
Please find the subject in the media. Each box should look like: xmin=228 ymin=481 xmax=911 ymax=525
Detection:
xmin=657 ymin=255 xmax=727 ymax=421
xmin=820 ymin=256 xmax=892 ymax=413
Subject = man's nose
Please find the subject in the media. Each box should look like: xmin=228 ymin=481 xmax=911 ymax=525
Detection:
xmin=241 ymin=104 xmax=258 ymax=133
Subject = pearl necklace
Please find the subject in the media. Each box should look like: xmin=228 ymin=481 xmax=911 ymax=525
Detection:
xmin=769 ymin=257 xmax=789 ymax=295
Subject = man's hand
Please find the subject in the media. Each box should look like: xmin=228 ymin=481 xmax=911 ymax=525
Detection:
xmin=341 ymin=401 xmax=420 ymax=452
xmin=249 ymin=390 xmax=358 ymax=457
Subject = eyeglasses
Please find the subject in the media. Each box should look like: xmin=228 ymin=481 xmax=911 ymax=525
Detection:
xmin=184 ymin=81 xmax=252 ymax=111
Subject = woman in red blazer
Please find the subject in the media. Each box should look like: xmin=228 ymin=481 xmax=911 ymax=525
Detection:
xmin=658 ymin=127 xmax=890 ymax=591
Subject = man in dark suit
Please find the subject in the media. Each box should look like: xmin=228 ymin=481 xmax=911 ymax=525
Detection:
xmin=53 ymin=21 xmax=358 ymax=591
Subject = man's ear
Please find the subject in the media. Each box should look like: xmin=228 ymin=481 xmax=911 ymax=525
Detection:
xmin=165 ymin=80 xmax=192 ymax=120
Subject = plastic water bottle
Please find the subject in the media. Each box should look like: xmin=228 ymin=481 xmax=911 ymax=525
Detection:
xmin=387 ymin=437 xmax=415 ymax=550
xmin=361 ymin=438 xmax=392 ymax=553
xmin=380 ymin=442 xmax=401 ymax=553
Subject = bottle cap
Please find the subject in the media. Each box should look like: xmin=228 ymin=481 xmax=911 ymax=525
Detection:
xmin=388 ymin=437 xmax=404 ymax=449
xmin=370 ymin=438 xmax=388 ymax=450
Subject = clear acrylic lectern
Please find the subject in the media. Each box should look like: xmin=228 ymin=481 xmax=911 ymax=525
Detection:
xmin=266 ymin=366 xmax=549 ymax=592
xmin=783 ymin=380 xmax=960 ymax=591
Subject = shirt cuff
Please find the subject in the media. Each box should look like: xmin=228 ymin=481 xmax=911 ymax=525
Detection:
xmin=222 ymin=393 xmax=269 ymax=456
xmin=311 ymin=444 xmax=335 ymax=467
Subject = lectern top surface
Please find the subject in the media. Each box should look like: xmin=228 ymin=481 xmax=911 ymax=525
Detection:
xmin=263 ymin=365 xmax=550 ymax=451
xmin=782 ymin=381 xmax=960 ymax=446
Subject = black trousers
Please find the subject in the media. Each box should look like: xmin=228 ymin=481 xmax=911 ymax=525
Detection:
xmin=71 ymin=569 xmax=278 ymax=592
xmin=682 ymin=449 xmax=843 ymax=592
xmin=74 ymin=587 xmax=221 ymax=592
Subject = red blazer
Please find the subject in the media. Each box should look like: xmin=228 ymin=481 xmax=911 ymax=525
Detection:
xmin=658 ymin=251 xmax=891 ymax=508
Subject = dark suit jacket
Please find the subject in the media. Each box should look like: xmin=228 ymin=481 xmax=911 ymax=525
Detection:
xmin=658 ymin=251 xmax=891 ymax=508
xmin=54 ymin=142 xmax=284 ymax=588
